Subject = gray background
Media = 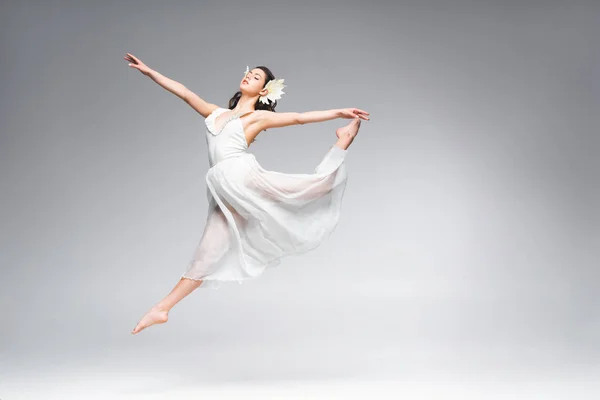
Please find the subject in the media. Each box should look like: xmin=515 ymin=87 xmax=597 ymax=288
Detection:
xmin=1 ymin=0 xmax=599 ymax=398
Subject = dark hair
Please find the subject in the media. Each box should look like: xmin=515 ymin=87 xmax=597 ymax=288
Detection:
xmin=227 ymin=66 xmax=278 ymax=112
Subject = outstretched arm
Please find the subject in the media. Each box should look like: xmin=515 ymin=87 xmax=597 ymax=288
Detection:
xmin=258 ymin=108 xmax=370 ymax=130
xmin=124 ymin=53 xmax=218 ymax=118
xmin=146 ymin=70 xmax=218 ymax=118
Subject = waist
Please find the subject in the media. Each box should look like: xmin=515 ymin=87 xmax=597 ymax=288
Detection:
xmin=212 ymin=151 xmax=253 ymax=166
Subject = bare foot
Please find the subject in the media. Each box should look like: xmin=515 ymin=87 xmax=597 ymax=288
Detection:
xmin=131 ymin=307 xmax=169 ymax=334
xmin=335 ymin=118 xmax=361 ymax=149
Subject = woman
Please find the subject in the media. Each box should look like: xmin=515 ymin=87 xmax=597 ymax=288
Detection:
xmin=124 ymin=53 xmax=369 ymax=334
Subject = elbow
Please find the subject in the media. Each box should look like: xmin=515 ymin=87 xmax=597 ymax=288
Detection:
xmin=296 ymin=112 xmax=305 ymax=125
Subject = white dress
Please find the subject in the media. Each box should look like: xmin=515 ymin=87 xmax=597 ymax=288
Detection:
xmin=181 ymin=107 xmax=348 ymax=289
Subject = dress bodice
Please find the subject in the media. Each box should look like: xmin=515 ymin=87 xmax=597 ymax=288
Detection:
xmin=205 ymin=107 xmax=249 ymax=167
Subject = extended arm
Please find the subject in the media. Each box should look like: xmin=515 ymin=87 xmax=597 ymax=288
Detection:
xmin=147 ymin=69 xmax=218 ymax=118
xmin=257 ymin=107 xmax=369 ymax=131
xmin=125 ymin=53 xmax=218 ymax=118
xmin=258 ymin=109 xmax=341 ymax=130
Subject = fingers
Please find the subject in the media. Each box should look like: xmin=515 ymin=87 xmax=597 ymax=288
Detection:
xmin=124 ymin=53 xmax=140 ymax=65
xmin=353 ymin=108 xmax=370 ymax=120
xmin=340 ymin=109 xmax=370 ymax=120
xmin=126 ymin=52 xmax=139 ymax=63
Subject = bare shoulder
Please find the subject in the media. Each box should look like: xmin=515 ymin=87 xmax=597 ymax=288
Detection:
xmin=253 ymin=109 xmax=270 ymax=118
xmin=252 ymin=109 xmax=271 ymax=129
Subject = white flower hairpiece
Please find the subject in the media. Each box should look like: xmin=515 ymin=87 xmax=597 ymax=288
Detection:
xmin=260 ymin=78 xmax=286 ymax=104
xmin=243 ymin=66 xmax=286 ymax=105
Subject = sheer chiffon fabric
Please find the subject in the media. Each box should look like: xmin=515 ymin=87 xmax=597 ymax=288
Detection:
xmin=181 ymin=107 xmax=348 ymax=289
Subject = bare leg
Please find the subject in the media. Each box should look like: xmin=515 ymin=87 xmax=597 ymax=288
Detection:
xmin=334 ymin=117 xmax=361 ymax=150
xmin=131 ymin=277 xmax=203 ymax=334
xmin=131 ymin=206 xmax=232 ymax=335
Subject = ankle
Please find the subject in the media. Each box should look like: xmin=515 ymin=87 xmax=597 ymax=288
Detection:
xmin=152 ymin=304 xmax=170 ymax=313
xmin=335 ymin=138 xmax=351 ymax=150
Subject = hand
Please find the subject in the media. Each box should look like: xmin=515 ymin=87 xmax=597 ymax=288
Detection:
xmin=338 ymin=108 xmax=370 ymax=121
xmin=124 ymin=53 xmax=152 ymax=76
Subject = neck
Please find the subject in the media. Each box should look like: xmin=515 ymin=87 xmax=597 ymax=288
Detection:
xmin=233 ymin=94 xmax=258 ymax=113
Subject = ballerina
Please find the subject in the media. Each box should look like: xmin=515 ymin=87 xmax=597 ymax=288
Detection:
xmin=124 ymin=53 xmax=369 ymax=334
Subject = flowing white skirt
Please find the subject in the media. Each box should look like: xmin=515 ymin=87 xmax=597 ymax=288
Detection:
xmin=181 ymin=144 xmax=348 ymax=289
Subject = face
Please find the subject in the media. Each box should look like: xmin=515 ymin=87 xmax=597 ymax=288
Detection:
xmin=240 ymin=68 xmax=267 ymax=96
